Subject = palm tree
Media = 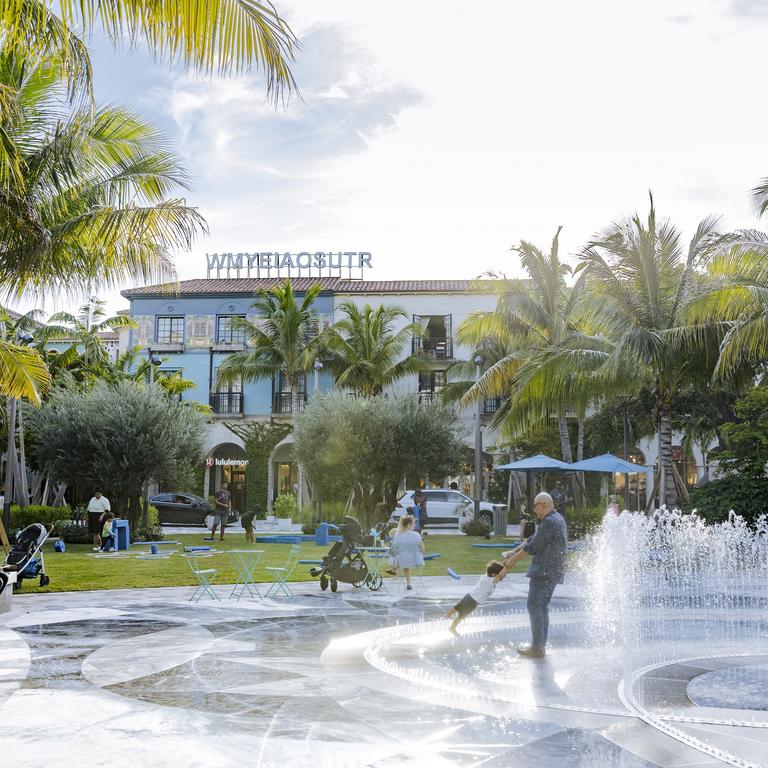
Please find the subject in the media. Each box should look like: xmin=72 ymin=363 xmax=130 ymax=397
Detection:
xmin=684 ymin=233 xmax=768 ymax=382
xmin=0 ymin=307 xmax=49 ymax=402
xmin=0 ymin=53 xmax=207 ymax=301
xmin=217 ymin=279 xmax=321 ymax=418
xmin=41 ymin=299 xmax=136 ymax=379
xmin=556 ymin=199 xmax=722 ymax=506
xmin=321 ymin=302 xmax=427 ymax=397
xmin=0 ymin=0 xmax=297 ymax=105
xmin=460 ymin=229 xmax=586 ymax=468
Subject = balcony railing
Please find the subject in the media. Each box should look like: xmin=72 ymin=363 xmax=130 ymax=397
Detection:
xmin=272 ymin=392 xmax=306 ymax=414
xmin=418 ymin=391 xmax=440 ymax=404
xmin=209 ymin=392 xmax=243 ymax=414
xmin=412 ymin=336 xmax=453 ymax=359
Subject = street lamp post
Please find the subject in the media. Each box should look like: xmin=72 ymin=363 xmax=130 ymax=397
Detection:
xmin=474 ymin=355 xmax=483 ymax=518
xmin=313 ymin=360 xmax=323 ymax=393
xmin=148 ymin=350 xmax=162 ymax=384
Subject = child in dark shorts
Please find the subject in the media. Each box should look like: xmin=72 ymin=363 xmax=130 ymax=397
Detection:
xmin=240 ymin=510 xmax=256 ymax=544
xmin=444 ymin=560 xmax=508 ymax=636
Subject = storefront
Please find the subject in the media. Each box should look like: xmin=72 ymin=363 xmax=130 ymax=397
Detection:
xmin=203 ymin=443 xmax=248 ymax=514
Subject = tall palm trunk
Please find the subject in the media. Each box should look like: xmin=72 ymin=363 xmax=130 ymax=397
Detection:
xmin=558 ymin=412 xmax=580 ymax=507
xmin=658 ymin=404 xmax=677 ymax=507
xmin=17 ymin=409 xmax=29 ymax=507
xmin=575 ymin=416 xmax=586 ymax=509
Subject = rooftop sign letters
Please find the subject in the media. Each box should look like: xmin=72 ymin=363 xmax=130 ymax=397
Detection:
xmin=205 ymin=251 xmax=373 ymax=280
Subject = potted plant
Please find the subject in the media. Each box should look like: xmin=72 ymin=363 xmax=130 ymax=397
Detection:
xmin=273 ymin=493 xmax=296 ymax=530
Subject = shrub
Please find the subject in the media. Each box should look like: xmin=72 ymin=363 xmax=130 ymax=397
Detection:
xmin=54 ymin=520 xmax=91 ymax=544
xmin=11 ymin=505 xmax=72 ymax=529
xmin=688 ymin=476 xmax=768 ymax=525
xmin=132 ymin=524 xmax=165 ymax=542
xmin=273 ymin=493 xmax=296 ymax=519
xmin=301 ymin=522 xmax=317 ymax=535
xmin=461 ymin=518 xmax=491 ymax=536
xmin=567 ymin=506 xmax=606 ymax=539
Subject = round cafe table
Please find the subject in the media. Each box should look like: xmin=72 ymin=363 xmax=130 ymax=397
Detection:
xmin=226 ymin=549 xmax=265 ymax=600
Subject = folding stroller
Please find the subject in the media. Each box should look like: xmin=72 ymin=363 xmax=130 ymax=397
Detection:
xmin=309 ymin=516 xmax=384 ymax=592
xmin=2 ymin=523 xmax=52 ymax=592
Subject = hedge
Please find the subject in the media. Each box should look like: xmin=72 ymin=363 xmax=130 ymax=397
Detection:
xmin=688 ymin=476 xmax=768 ymax=525
xmin=10 ymin=505 xmax=72 ymax=530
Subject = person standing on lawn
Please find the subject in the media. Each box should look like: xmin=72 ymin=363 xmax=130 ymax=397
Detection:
xmin=503 ymin=491 xmax=567 ymax=658
xmin=210 ymin=482 xmax=231 ymax=541
xmin=87 ymin=488 xmax=111 ymax=551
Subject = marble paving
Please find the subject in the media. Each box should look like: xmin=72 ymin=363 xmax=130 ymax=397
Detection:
xmin=0 ymin=575 xmax=765 ymax=767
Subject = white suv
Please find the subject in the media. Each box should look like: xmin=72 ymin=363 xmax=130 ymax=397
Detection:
xmin=389 ymin=489 xmax=506 ymax=530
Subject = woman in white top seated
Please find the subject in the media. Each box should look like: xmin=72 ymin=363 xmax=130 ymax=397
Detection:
xmin=386 ymin=515 xmax=425 ymax=590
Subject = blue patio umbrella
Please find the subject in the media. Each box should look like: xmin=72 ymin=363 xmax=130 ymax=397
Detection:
xmin=496 ymin=454 xmax=573 ymax=523
xmin=496 ymin=454 xmax=572 ymax=471
xmin=568 ymin=453 xmax=647 ymax=474
xmin=569 ymin=453 xmax=653 ymax=508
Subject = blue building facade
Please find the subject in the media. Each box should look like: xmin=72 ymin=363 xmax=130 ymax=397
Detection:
xmin=121 ymin=277 xmax=500 ymax=513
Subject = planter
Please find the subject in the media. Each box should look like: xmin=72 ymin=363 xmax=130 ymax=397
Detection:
xmin=266 ymin=515 xmax=276 ymax=523
xmin=276 ymin=517 xmax=292 ymax=531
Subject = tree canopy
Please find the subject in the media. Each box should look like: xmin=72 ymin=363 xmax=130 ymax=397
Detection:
xmin=26 ymin=380 xmax=206 ymax=524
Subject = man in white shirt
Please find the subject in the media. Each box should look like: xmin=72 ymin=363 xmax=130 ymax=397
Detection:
xmin=87 ymin=489 xmax=111 ymax=551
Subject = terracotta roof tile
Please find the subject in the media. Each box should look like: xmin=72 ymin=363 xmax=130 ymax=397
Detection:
xmin=121 ymin=278 xmax=499 ymax=297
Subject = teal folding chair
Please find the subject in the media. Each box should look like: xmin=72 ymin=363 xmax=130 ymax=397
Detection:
xmin=265 ymin=544 xmax=301 ymax=598
xmin=185 ymin=554 xmax=220 ymax=602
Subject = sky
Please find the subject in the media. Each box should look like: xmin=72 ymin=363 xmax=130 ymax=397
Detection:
xmin=19 ymin=0 xmax=768 ymax=313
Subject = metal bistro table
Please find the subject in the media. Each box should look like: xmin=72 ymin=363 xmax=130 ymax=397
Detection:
xmin=356 ymin=546 xmax=390 ymax=591
xmin=226 ymin=549 xmax=265 ymax=600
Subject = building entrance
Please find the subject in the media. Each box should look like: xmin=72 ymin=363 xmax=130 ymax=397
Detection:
xmin=204 ymin=443 xmax=248 ymax=515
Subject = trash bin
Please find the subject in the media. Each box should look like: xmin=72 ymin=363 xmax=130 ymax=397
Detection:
xmin=492 ymin=507 xmax=506 ymax=537
xmin=113 ymin=519 xmax=130 ymax=551
xmin=315 ymin=522 xmax=332 ymax=546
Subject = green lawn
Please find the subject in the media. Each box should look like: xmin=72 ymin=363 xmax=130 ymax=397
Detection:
xmin=13 ymin=534 xmax=528 ymax=594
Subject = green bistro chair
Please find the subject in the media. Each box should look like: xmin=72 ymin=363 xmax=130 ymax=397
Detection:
xmin=184 ymin=554 xmax=220 ymax=602
xmin=265 ymin=544 xmax=301 ymax=598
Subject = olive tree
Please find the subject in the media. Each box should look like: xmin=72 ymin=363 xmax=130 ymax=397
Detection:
xmin=26 ymin=380 xmax=205 ymax=525
xmin=294 ymin=392 xmax=467 ymax=527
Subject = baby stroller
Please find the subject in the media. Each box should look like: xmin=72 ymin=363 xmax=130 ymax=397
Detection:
xmin=2 ymin=523 xmax=52 ymax=592
xmin=309 ymin=516 xmax=383 ymax=592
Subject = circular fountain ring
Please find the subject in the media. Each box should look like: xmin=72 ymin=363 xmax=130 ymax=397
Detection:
xmin=350 ymin=610 xmax=768 ymax=768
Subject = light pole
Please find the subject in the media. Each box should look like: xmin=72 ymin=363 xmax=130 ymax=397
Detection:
xmin=313 ymin=359 xmax=323 ymax=393
xmin=474 ymin=355 xmax=483 ymax=518
xmin=148 ymin=350 xmax=162 ymax=384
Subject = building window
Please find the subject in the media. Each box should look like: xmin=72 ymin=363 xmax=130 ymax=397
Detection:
xmin=216 ymin=315 xmax=246 ymax=344
xmin=211 ymin=368 xmax=243 ymax=414
xmin=412 ymin=314 xmax=453 ymax=359
xmin=273 ymin=372 xmax=307 ymax=413
xmin=418 ymin=370 xmax=446 ymax=403
xmin=156 ymin=316 xmax=184 ymax=344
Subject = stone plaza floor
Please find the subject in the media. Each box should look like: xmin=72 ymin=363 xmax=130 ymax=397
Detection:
xmin=1 ymin=574 xmax=766 ymax=768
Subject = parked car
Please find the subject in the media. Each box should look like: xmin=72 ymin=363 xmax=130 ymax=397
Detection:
xmin=149 ymin=492 xmax=220 ymax=527
xmin=388 ymin=489 xmax=506 ymax=530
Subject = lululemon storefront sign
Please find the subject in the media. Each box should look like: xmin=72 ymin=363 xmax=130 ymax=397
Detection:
xmin=205 ymin=458 xmax=249 ymax=467
xmin=205 ymin=251 xmax=373 ymax=279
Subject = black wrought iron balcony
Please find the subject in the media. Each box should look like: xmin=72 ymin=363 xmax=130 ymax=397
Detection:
xmin=209 ymin=392 xmax=243 ymax=414
xmin=483 ymin=396 xmax=503 ymax=415
xmin=272 ymin=392 xmax=306 ymax=414
xmin=418 ymin=391 xmax=439 ymax=404
xmin=412 ymin=336 xmax=453 ymax=359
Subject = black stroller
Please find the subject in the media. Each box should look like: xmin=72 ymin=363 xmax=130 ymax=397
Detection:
xmin=2 ymin=523 xmax=52 ymax=592
xmin=309 ymin=516 xmax=384 ymax=592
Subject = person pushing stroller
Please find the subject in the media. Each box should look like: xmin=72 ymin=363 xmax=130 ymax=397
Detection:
xmin=444 ymin=560 xmax=509 ymax=635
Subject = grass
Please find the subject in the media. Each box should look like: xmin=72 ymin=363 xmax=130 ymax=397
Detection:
xmin=12 ymin=534 xmax=529 ymax=594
